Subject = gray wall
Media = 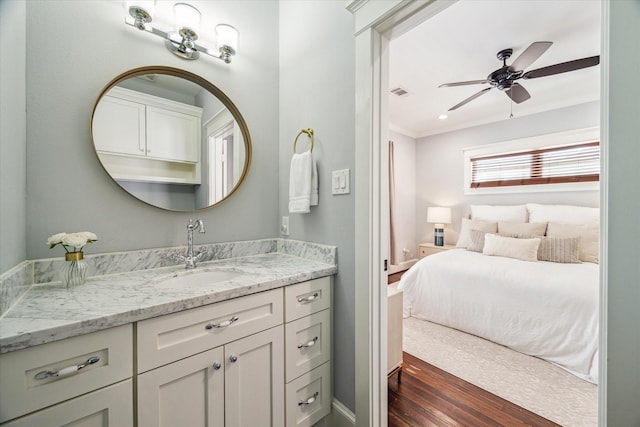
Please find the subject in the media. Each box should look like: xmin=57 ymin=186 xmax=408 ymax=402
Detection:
xmin=389 ymin=131 xmax=417 ymax=263
xmin=24 ymin=0 xmax=279 ymax=259
xmin=416 ymin=101 xmax=600 ymax=245
xmin=0 ymin=0 xmax=27 ymax=273
xmin=279 ymin=1 xmax=356 ymax=411
xmin=607 ymin=1 xmax=640 ymax=424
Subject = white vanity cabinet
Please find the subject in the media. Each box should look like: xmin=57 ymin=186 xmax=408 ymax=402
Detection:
xmin=136 ymin=288 xmax=285 ymax=427
xmin=0 ymin=324 xmax=133 ymax=426
xmin=284 ymin=277 xmax=332 ymax=427
xmin=93 ymin=86 xmax=202 ymax=184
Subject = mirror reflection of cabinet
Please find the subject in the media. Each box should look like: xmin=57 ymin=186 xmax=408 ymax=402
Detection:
xmin=94 ymin=87 xmax=202 ymax=184
xmin=91 ymin=66 xmax=252 ymax=211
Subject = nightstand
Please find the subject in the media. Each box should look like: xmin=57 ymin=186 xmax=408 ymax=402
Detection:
xmin=418 ymin=242 xmax=456 ymax=259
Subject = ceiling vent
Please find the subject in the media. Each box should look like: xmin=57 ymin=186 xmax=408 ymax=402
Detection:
xmin=390 ymin=86 xmax=409 ymax=97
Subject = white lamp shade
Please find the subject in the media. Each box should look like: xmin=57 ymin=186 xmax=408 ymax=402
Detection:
xmin=427 ymin=207 xmax=451 ymax=225
xmin=216 ymin=24 xmax=239 ymax=52
xmin=174 ymin=3 xmax=201 ymax=34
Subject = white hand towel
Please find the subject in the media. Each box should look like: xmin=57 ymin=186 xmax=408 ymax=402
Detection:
xmin=289 ymin=150 xmax=318 ymax=213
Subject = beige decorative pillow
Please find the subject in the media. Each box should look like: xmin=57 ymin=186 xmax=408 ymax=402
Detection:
xmin=466 ymin=229 xmax=492 ymax=252
xmin=538 ymin=236 xmax=582 ymax=263
xmin=456 ymin=218 xmax=498 ymax=248
xmin=482 ymin=234 xmax=541 ymax=262
xmin=546 ymin=222 xmax=599 ymax=263
xmin=498 ymin=221 xmax=548 ymax=236
xmin=499 ymin=233 xmax=582 ymax=263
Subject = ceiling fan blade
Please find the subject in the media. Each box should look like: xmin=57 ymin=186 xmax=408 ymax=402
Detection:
xmin=505 ymin=83 xmax=531 ymax=104
xmin=510 ymin=41 xmax=553 ymax=71
xmin=448 ymin=87 xmax=492 ymax=111
xmin=439 ymin=80 xmax=488 ymax=88
xmin=523 ymin=55 xmax=600 ymax=79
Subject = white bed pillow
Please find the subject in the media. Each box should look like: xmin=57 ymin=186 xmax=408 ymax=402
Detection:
xmin=456 ymin=218 xmax=498 ymax=248
xmin=546 ymin=222 xmax=599 ymax=263
xmin=482 ymin=234 xmax=541 ymax=262
xmin=498 ymin=221 xmax=548 ymax=236
xmin=526 ymin=203 xmax=599 ymax=224
xmin=471 ymin=204 xmax=528 ymax=222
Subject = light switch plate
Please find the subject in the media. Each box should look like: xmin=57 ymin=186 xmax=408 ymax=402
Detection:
xmin=332 ymin=169 xmax=350 ymax=195
xmin=281 ymin=216 xmax=289 ymax=236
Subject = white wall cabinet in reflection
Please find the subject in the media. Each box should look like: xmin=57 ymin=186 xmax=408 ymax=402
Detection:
xmin=93 ymin=87 xmax=202 ymax=184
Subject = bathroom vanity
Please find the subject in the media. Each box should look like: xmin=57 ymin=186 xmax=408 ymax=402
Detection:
xmin=0 ymin=239 xmax=336 ymax=427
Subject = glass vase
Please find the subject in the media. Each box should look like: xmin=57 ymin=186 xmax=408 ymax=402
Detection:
xmin=59 ymin=252 xmax=90 ymax=288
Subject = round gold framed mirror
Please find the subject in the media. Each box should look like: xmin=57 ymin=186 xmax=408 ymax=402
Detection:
xmin=91 ymin=66 xmax=251 ymax=211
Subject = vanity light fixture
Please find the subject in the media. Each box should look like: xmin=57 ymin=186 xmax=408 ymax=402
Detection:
xmin=125 ymin=1 xmax=238 ymax=63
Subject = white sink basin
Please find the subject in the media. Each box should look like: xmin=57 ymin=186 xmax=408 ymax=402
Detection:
xmin=153 ymin=268 xmax=242 ymax=287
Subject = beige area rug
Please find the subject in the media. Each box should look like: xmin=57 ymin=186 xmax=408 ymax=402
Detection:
xmin=403 ymin=316 xmax=598 ymax=427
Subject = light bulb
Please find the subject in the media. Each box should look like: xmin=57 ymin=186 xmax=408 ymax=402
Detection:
xmin=174 ymin=3 xmax=201 ymax=38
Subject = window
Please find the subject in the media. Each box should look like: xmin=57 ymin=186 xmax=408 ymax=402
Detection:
xmin=470 ymin=141 xmax=600 ymax=188
xmin=462 ymin=127 xmax=600 ymax=194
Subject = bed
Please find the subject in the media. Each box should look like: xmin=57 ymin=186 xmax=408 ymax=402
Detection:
xmin=398 ymin=204 xmax=600 ymax=384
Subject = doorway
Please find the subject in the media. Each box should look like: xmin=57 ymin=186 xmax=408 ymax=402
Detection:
xmin=352 ymin=1 xmax=608 ymax=426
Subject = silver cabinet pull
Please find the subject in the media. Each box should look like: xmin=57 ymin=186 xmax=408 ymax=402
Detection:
xmin=298 ymin=392 xmax=319 ymax=406
xmin=297 ymin=292 xmax=319 ymax=304
xmin=298 ymin=336 xmax=319 ymax=349
xmin=205 ymin=315 xmax=239 ymax=330
xmin=229 ymin=355 xmax=238 ymax=363
xmin=212 ymin=362 xmax=222 ymax=370
xmin=34 ymin=356 xmax=100 ymax=380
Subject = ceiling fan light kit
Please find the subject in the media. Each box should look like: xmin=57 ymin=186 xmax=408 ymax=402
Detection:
xmin=439 ymin=41 xmax=600 ymax=111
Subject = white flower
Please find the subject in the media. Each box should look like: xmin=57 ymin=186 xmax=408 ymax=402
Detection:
xmin=62 ymin=233 xmax=89 ymax=249
xmin=79 ymin=231 xmax=98 ymax=242
xmin=47 ymin=232 xmax=67 ymax=247
xmin=48 ymin=230 xmax=98 ymax=253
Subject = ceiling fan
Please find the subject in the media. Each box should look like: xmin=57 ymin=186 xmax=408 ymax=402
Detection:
xmin=439 ymin=41 xmax=599 ymax=111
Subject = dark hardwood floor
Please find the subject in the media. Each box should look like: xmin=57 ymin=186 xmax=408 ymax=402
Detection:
xmin=388 ymin=352 xmax=561 ymax=427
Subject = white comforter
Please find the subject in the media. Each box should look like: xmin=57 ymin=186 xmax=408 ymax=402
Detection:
xmin=398 ymin=249 xmax=599 ymax=383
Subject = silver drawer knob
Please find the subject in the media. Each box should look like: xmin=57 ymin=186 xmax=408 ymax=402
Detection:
xmin=229 ymin=355 xmax=238 ymax=363
xmin=212 ymin=362 xmax=222 ymax=370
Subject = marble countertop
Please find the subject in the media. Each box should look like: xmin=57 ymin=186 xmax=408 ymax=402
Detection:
xmin=0 ymin=253 xmax=336 ymax=353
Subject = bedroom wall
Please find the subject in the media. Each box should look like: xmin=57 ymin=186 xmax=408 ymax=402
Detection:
xmin=415 ymin=100 xmax=600 ymax=245
xmin=389 ymin=131 xmax=417 ymax=264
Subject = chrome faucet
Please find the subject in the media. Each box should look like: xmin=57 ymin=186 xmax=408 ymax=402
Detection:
xmin=175 ymin=219 xmax=206 ymax=269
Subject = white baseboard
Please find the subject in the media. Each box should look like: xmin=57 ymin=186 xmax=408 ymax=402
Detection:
xmin=330 ymin=398 xmax=356 ymax=427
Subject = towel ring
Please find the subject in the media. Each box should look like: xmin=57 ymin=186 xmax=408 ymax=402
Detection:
xmin=294 ymin=128 xmax=314 ymax=153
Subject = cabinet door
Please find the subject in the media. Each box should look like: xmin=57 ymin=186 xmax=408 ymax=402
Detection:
xmin=137 ymin=347 xmax=224 ymax=427
xmin=225 ymin=326 xmax=284 ymax=427
xmin=2 ymin=379 xmax=132 ymax=427
xmin=93 ymin=96 xmax=145 ymax=156
xmin=146 ymin=106 xmax=200 ymax=162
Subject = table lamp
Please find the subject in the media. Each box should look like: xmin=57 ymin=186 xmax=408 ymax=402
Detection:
xmin=427 ymin=207 xmax=451 ymax=247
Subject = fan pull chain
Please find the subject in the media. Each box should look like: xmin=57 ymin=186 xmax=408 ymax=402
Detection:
xmin=509 ymin=96 xmax=514 ymax=118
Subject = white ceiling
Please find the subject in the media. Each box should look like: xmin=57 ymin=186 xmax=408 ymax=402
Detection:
xmin=388 ymin=0 xmax=601 ymax=138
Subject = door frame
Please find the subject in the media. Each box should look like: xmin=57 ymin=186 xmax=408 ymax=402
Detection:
xmin=349 ymin=1 xmax=609 ymax=425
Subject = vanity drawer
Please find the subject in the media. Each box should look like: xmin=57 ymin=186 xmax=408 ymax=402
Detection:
xmin=284 ymin=277 xmax=331 ymax=322
xmin=0 ymin=324 xmax=133 ymax=423
xmin=1 ymin=379 xmax=133 ymax=427
xmin=137 ymin=288 xmax=283 ymax=373
xmin=285 ymin=309 xmax=331 ymax=382
xmin=285 ymin=362 xmax=331 ymax=427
